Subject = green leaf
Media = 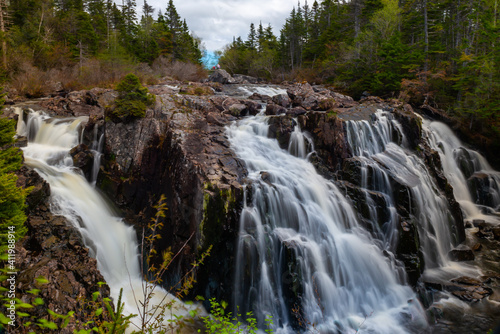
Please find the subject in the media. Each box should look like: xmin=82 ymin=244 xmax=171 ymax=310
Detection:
xmin=16 ymin=302 xmax=34 ymax=309
xmin=33 ymin=298 xmax=44 ymax=306
xmin=92 ymin=291 xmax=100 ymax=301
xmin=35 ymin=277 xmax=49 ymax=284
xmin=0 ymin=313 xmax=10 ymax=325
xmin=95 ymin=308 xmax=103 ymax=316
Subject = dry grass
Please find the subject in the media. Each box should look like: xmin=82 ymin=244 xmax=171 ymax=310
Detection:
xmin=8 ymin=56 xmax=208 ymax=98
xmin=152 ymin=56 xmax=207 ymax=82
xmin=9 ymin=62 xmax=50 ymax=98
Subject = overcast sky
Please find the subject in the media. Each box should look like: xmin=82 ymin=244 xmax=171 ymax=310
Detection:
xmin=137 ymin=0 xmax=299 ymax=51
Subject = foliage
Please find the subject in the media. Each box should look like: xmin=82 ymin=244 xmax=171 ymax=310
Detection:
xmin=0 ymin=271 xmax=132 ymax=333
xmin=198 ymin=298 xmax=273 ymax=334
xmin=111 ymin=73 xmax=155 ymax=122
xmin=4 ymin=0 xmax=203 ymax=89
xmin=0 ymin=94 xmax=30 ymax=245
xmin=219 ymin=0 xmax=499 ymax=140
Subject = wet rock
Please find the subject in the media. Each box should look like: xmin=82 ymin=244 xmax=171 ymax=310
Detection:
xmin=442 ymin=279 xmax=493 ymax=303
xmin=421 ymin=142 xmax=465 ymax=244
xmin=243 ymin=100 xmax=263 ymax=115
xmin=272 ymin=93 xmax=291 ymax=108
xmin=473 ymin=219 xmax=486 ymax=227
xmin=286 ymin=107 xmax=307 ymax=116
xmin=396 ymin=219 xmax=425 ymax=286
xmin=248 ymin=92 xmax=264 ymax=100
xmin=449 ymin=248 xmax=475 ymax=261
xmin=70 ymin=144 xmax=94 ymax=178
xmin=468 ymin=172 xmax=498 ymax=208
xmin=265 ymin=103 xmax=287 ymax=116
xmin=298 ymin=111 xmax=350 ymax=172
xmin=492 ymin=227 xmax=500 ymax=240
xmin=267 ymin=115 xmax=295 ymax=149
xmin=472 ymin=243 xmax=483 ymax=251
xmin=228 ymin=103 xmax=247 ymax=117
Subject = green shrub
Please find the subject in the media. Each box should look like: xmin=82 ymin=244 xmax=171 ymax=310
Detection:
xmin=0 ymin=98 xmax=30 ymax=245
xmin=111 ymin=74 xmax=155 ymax=122
xmin=198 ymin=298 xmax=273 ymax=334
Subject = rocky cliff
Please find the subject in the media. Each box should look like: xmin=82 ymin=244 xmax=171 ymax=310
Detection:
xmin=11 ymin=72 xmax=496 ymax=326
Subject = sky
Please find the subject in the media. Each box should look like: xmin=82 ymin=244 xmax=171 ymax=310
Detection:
xmin=137 ymin=0 xmax=299 ymax=51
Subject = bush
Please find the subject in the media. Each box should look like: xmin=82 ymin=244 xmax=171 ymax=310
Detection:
xmin=152 ymin=56 xmax=207 ymax=82
xmin=0 ymin=95 xmax=30 ymax=244
xmin=109 ymin=74 xmax=155 ymax=122
xmin=9 ymin=63 xmax=49 ymax=98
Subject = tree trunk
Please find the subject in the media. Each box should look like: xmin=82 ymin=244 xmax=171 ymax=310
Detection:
xmin=0 ymin=0 xmax=7 ymax=69
xmin=423 ymin=0 xmax=429 ymax=74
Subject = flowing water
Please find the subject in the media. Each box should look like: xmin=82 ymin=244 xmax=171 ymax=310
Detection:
xmin=227 ymin=113 xmax=427 ymax=333
xmin=15 ymin=100 xmax=500 ymax=333
xmin=16 ymin=108 xmax=200 ymax=333
xmin=423 ymin=120 xmax=500 ymax=219
xmin=345 ymin=111 xmax=459 ymax=269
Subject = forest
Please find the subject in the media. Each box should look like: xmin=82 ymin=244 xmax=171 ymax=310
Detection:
xmin=219 ymin=0 xmax=500 ymax=142
xmin=0 ymin=0 xmax=204 ymax=92
xmin=0 ymin=0 xmax=498 ymax=145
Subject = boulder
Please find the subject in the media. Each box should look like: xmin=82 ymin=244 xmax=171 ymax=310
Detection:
xmin=70 ymin=144 xmax=94 ymax=179
xmin=449 ymin=248 xmax=475 ymax=261
xmin=286 ymin=106 xmax=307 ymax=116
xmin=207 ymin=69 xmax=235 ymax=84
xmin=265 ymin=103 xmax=287 ymax=116
xmin=228 ymin=103 xmax=248 ymax=117
xmin=272 ymin=93 xmax=291 ymax=108
xmin=232 ymin=74 xmax=261 ymax=84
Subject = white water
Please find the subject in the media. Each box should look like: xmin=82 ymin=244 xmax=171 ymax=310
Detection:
xmin=424 ymin=120 xmax=500 ymax=219
xmin=345 ymin=111 xmax=457 ymax=269
xmin=17 ymin=109 xmax=200 ymax=333
xmin=228 ymin=113 xmax=427 ymax=333
xmin=238 ymin=85 xmax=288 ymax=98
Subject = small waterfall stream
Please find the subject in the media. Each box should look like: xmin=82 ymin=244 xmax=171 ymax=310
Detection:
xmin=424 ymin=120 xmax=500 ymax=218
xmin=228 ymin=113 xmax=427 ymax=333
xmin=16 ymin=108 xmax=199 ymax=333
xmin=345 ymin=111 xmax=457 ymax=269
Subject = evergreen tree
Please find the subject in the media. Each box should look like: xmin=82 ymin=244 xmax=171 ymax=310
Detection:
xmin=0 ymin=94 xmax=30 ymax=243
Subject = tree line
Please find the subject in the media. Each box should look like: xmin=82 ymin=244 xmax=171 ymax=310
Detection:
xmin=0 ymin=0 xmax=202 ymax=78
xmin=220 ymin=0 xmax=499 ymax=137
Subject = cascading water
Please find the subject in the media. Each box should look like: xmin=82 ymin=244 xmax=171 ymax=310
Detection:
xmin=228 ymin=113 xmax=427 ymax=333
xmin=423 ymin=120 xmax=500 ymax=218
xmin=16 ymin=108 xmax=200 ymax=333
xmin=345 ymin=111 xmax=458 ymax=269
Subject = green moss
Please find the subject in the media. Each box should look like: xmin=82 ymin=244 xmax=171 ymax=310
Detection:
xmin=199 ymin=183 xmax=237 ymax=250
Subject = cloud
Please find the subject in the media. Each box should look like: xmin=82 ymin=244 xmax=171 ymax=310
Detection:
xmin=138 ymin=0 xmax=298 ymax=51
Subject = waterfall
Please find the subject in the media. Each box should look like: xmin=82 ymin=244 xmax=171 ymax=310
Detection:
xmin=345 ymin=111 xmax=458 ymax=269
xmin=17 ymin=108 xmax=200 ymax=333
xmin=423 ymin=120 xmax=500 ymax=217
xmin=228 ymin=113 xmax=427 ymax=334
